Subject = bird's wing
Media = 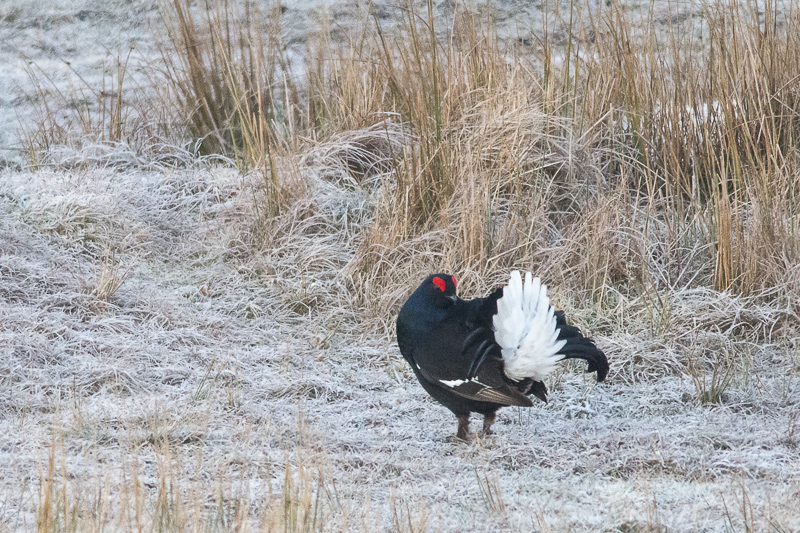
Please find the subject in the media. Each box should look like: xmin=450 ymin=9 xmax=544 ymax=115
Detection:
xmin=412 ymin=317 xmax=533 ymax=407
xmin=441 ymin=356 xmax=534 ymax=407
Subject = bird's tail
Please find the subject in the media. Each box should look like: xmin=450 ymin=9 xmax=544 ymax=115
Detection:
xmin=493 ymin=271 xmax=608 ymax=383
xmin=493 ymin=271 xmax=566 ymax=381
xmin=553 ymin=311 xmax=608 ymax=381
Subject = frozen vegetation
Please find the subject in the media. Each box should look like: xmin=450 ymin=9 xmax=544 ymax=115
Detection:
xmin=1 ymin=0 xmax=800 ymax=531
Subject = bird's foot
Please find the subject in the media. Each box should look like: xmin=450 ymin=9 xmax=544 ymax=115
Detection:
xmin=480 ymin=413 xmax=496 ymax=437
xmin=453 ymin=415 xmax=471 ymax=442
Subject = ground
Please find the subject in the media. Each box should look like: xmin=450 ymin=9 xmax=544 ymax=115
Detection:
xmin=1 ymin=1 xmax=799 ymax=532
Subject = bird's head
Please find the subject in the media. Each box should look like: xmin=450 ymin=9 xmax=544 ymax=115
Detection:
xmin=421 ymin=273 xmax=459 ymax=307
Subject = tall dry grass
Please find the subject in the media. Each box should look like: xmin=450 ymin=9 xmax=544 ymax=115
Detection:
xmin=16 ymin=1 xmax=800 ymax=530
xmin=46 ymin=0 xmax=793 ymax=305
xmin=293 ymin=0 xmax=799 ymax=329
xmin=19 ymin=0 xmax=799 ymax=363
xmin=143 ymin=0 xmax=800 ymax=410
xmin=14 ymin=0 xmax=797 ymax=377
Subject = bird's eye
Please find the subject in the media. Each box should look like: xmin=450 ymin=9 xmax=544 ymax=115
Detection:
xmin=451 ymin=276 xmax=457 ymax=288
xmin=432 ymin=277 xmax=446 ymax=292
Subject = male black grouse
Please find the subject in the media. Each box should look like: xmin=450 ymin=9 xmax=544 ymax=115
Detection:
xmin=396 ymin=271 xmax=608 ymax=440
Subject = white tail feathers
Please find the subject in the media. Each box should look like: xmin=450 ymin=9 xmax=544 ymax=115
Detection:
xmin=493 ymin=271 xmax=566 ymax=381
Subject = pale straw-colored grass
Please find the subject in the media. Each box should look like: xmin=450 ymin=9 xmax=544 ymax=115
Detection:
xmin=3 ymin=0 xmax=800 ymax=531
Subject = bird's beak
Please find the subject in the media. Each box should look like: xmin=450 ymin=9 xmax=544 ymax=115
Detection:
xmin=448 ymin=294 xmax=458 ymax=302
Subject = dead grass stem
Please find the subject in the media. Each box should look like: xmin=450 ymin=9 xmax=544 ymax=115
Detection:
xmin=13 ymin=1 xmax=800 ymax=529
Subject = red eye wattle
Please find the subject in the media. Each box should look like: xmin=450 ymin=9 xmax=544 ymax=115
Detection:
xmin=451 ymin=276 xmax=457 ymax=288
xmin=432 ymin=277 xmax=446 ymax=292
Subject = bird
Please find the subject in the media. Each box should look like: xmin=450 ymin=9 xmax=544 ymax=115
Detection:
xmin=396 ymin=271 xmax=608 ymax=440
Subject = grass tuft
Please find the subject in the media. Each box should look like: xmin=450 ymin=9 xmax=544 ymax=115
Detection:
xmin=9 ymin=0 xmax=800 ymax=531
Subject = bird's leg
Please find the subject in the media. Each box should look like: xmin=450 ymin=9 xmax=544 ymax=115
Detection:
xmin=456 ymin=415 xmax=471 ymax=440
xmin=481 ymin=412 xmax=496 ymax=436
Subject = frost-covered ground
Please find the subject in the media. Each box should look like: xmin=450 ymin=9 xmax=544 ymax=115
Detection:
xmin=2 ymin=1 xmax=800 ymax=532
xmin=1 ymin=163 xmax=799 ymax=531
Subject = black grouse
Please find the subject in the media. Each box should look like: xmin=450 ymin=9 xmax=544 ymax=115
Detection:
xmin=396 ymin=271 xmax=608 ymax=440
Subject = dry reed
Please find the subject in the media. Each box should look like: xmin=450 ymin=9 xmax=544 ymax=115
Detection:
xmin=12 ymin=0 xmax=800 ymax=531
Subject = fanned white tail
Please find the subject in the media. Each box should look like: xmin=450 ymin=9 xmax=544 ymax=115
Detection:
xmin=493 ymin=271 xmax=566 ymax=381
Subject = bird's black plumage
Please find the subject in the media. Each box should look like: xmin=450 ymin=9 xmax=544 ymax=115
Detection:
xmin=396 ymin=273 xmax=608 ymax=439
